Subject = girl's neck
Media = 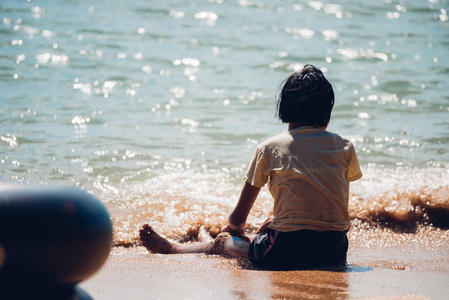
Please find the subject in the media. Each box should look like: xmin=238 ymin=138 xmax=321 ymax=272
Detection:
xmin=288 ymin=122 xmax=327 ymax=131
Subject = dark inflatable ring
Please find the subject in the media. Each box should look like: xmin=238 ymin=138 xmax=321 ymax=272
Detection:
xmin=0 ymin=184 xmax=113 ymax=298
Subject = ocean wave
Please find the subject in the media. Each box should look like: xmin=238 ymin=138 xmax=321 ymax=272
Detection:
xmin=349 ymin=186 xmax=449 ymax=231
xmin=109 ymin=173 xmax=449 ymax=247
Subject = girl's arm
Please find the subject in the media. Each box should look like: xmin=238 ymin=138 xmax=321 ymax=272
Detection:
xmin=221 ymin=182 xmax=261 ymax=237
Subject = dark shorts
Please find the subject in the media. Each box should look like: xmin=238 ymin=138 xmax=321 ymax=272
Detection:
xmin=248 ymin=228 xmax=348 ymax=270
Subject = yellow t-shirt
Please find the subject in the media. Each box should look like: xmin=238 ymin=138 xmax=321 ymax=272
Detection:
xmin=244 ymin=127 xmax=362 ymax=232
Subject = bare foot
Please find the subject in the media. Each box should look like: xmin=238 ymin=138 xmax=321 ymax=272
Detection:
xmin=198 ymin=225 xmax=214 ymax=243
xmin=139 ymin=224 xmax=178 ymax=254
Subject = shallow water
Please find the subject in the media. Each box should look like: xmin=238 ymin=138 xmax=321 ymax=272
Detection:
xmin=1 ymin=1 xmax=448 ymax=249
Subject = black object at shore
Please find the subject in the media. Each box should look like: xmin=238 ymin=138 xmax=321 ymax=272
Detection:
xmin=0 ymin=184 xmax=113 ymax=299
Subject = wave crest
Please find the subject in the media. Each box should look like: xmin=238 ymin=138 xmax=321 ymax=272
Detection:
xmin=350 ymin=186 xmax=449 ymax=232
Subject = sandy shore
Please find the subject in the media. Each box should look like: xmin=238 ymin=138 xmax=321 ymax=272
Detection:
xmin=81 ymin=242 xmax=449 ymax=300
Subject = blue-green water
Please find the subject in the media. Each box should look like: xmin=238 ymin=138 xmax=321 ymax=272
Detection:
xmin=1 ymin=0 xmax=448 ymax=242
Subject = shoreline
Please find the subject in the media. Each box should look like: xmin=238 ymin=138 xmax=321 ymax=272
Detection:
xmin=81 ymin=243 xmax=449 ymax=299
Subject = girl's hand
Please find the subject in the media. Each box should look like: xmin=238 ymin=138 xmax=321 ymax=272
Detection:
xmin=221 ymin=225 xmax=250 ymax=243
xmin=256 ymin=216 xmax=273 ymax=234
xmin=221 ymin=224 xmax=244 ymax=237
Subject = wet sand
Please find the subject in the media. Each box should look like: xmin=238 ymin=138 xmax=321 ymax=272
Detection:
xmin=81 ymin=236 xmax=449 ymax=300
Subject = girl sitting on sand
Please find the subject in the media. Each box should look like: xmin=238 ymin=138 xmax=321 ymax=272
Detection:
xmin=140 ymin=64 xmax=362 ymax=270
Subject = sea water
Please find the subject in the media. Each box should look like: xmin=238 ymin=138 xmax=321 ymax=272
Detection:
xmin=1 ymin=1 xmax=448 ymax=248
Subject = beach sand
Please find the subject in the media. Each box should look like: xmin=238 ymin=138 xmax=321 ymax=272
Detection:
xmin=81 ymin=229 xmax=449 ymax=300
